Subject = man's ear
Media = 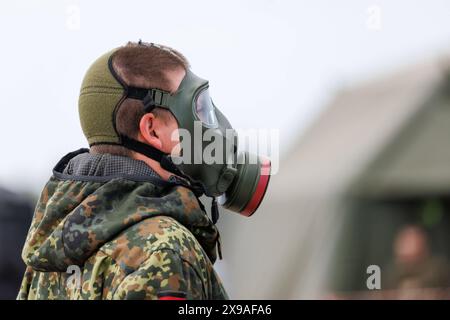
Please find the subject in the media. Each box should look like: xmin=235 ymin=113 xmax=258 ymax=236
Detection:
xmin=139 ymin=113 xmax=163 ymax=150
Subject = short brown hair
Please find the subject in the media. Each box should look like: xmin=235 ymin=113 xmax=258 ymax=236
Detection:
xmin=90 ymin=41 xmax=189 ymax=156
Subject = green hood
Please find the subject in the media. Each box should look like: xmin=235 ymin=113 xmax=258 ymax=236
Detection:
xmin=22 ymin=149 xmax=220 ymax=272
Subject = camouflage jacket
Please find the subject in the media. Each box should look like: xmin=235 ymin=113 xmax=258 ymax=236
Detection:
xmin=18 ymin=149 xmax=228 ymax=300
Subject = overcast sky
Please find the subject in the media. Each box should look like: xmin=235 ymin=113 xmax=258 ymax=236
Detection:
xmin=1 ymin=0 xmax=450 ymax=193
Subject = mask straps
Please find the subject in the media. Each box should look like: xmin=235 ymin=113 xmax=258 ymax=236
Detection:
xmin=126 ymin=86 xmax=171 ymax=113
xmin=122 ymin=86 xmax=220 ymax=225
xmin=211 ymin=197 xmax=220 ymax=224
xmin=120 ymin=135 xmax=204 ymax=195
xmin=122 ymin=134 xmax=220 ymax=225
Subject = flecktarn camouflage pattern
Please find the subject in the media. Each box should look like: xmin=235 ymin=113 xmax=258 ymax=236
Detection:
xmin=18 ymin=149 xmax=228 ymax=300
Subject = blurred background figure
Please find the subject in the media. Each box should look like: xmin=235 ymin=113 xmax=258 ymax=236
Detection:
xmin=386 ymin=225 xmax=450 ymax=293
xmin=0 ymin=187 xmax=33 ymax=299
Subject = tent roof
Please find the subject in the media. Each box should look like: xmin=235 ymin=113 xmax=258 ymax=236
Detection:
xmin=273 ymin=55 xmax=450 ymax=200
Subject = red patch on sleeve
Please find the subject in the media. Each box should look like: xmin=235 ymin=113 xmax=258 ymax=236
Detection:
xmin=158 ymin=296 xmax=186 ymax=300
xmin=157 ymin=291 xmax=187 ymax=300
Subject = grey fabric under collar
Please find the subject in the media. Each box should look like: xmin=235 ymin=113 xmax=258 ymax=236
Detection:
xmin=63 ymin=152 xmax=162 ymax=179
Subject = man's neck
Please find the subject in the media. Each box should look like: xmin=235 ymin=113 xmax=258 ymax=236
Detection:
xmin=131 ymin=152 xmax=173 ymax=181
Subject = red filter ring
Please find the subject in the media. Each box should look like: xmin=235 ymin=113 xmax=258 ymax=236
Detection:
xmin=241 ymin=158 xmax=271 ymax=216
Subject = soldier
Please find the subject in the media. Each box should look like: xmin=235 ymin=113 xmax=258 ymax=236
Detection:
xmin=18 ymin=41 xmax=270 ymax=300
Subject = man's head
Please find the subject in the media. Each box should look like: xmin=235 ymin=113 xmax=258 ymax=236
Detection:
xmin=78 ymin=41 xmax=271 ymax=215
xmin=88 ymin=42 xmax=187 ymax=178
xmin=394 ymin=225 xmax=430 ymax=266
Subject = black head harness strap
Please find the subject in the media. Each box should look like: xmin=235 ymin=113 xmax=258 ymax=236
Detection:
xmin=126 ymin=86 xmax=171 ymax=113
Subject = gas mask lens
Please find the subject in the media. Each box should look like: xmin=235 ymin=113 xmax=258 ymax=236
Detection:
xmin=194 ymin=88 xmax=218 ymax=127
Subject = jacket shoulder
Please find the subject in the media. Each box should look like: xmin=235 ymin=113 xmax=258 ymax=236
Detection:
xmin=99 ymin=216 xmax=208 ymax=272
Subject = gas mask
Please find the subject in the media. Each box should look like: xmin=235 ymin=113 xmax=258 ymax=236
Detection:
xmin=79 ymin=47 xmax=271 ymax=219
